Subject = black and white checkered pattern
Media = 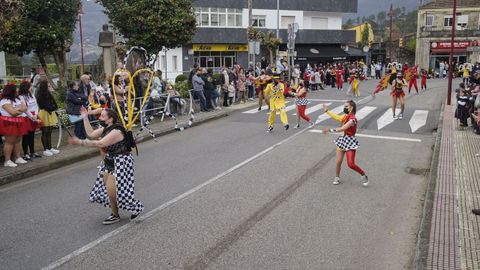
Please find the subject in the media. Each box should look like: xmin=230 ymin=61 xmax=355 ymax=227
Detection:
xmin=334 ymin=135 xmax=360 ymax=151
xmin=89 ymin=154 xmax=144 ymax=214
xmin=296 ymin=97 xmax=308 ymax=106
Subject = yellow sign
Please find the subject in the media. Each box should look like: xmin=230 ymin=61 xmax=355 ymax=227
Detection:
xmin=193 ymin=44 xmax=248 ymax=52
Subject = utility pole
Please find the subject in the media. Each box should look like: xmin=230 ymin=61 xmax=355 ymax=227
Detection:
xmin=447 ymin=0 xmax=457 ymax=105
xmin=79 ymin=5 xmax=85 ymax=74
xmin=388 ymin=4 xmax=394 ymax=63
xmin=248 ymin=0 xmax=253 ymax=69
xmin=276 ymin=0 xmax=279 ymax=72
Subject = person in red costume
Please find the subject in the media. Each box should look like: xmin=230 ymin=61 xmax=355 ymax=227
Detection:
xmin=322 ymin=101 xmax=369 ymax=187
xmin=408 ymin=66 xmax=419 ymax=94
xmin=420 ymin=68 xmax=428 ymax=90
xmin=335 ymin=64 xmax=344 ymax=90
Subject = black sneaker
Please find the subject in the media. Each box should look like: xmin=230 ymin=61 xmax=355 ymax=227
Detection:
xmin=102 ymin=214 xmax=120 ymax=225
xmin=285 ymin=124 xmax=289 ymax=130
xmin=130 ymin=212 xmax=141 ymax=221
xmin=472 ymin=209 xmax=480 ymax=215
xmin=267 ymin=126 xmax=274 ymax=133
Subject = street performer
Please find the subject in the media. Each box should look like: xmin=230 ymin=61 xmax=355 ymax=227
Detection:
xmin=322 ymin=101 xmax=369 ymax=187
xmin=255 ymin=71 xmax=271 ymax=111
xmin=391 ymin=72 xmax=407 ymax=120
xmin=264 ymin=75 xmax=289 ymax=132
xmin=68 ymin=107 xmax=144 ymax=225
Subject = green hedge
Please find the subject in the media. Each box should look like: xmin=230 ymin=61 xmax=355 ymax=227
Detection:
xmin=175 ymin=74 xmax=188 ymax=83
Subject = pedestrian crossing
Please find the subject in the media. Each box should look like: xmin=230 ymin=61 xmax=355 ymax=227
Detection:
xmin=241 ymin=100 xmax=434 ymax=134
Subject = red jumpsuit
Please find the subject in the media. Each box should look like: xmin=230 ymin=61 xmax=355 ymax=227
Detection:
xmin=335 ymin=69 xmax=344 ymax=89
xmin=421 ymin=71 xmax=427 ymax=89
xmin=408 ymin=70 xmax=419 ymax=93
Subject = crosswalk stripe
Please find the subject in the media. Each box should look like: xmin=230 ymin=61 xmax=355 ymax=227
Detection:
xmin=243 ymin=101 xmax=291 ymax=114
xmin=377 ymin=108 xmax=400 ymax=130
xmin=355 ymin=106 xmax=377 ymax=121
xmin=294 ymin=103 xmax=332 ymax=116
xmin=315 ymin=104 xmax=343 ymax=124
xmin=308 ymin=130 xmax=422 ymax=142
xmin=266 ymin=104 xmax=297 ymax=115
xmin=409 ymin=110 xmax=428 ymax=133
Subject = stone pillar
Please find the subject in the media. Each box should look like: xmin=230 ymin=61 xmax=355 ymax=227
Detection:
xmin=98 ymin=24 xmax=115 ymax=78
xmin=0 ymin=51 xmax=6 ymax=80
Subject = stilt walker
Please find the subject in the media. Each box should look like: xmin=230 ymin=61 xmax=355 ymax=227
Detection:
xmin=265 ymin=75 xmax=289 ymax=132
xmin=322 ymin=101 xmax=369 ymax=187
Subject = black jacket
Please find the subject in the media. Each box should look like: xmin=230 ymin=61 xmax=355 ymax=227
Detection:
xmin=66 ymin=89 xmax=88 ymax=115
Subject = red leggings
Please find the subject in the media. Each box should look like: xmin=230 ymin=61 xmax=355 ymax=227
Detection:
xmin=346 ymin=150 xmax=365 ymax=175
xmin=408 ymin=79 xmax=418 ymax=93
xmin=297 ymin=105 xmax=311 ymax=122
xmin=336 ymin=77 xmax=343 ymax=89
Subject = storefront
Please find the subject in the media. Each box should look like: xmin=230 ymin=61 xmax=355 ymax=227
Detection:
xmin=429 ymin=41 xmax=470 ymax=71
xmin=292 ymin=45 xmax=350 ymax=69
xmin=192 ymin=44 xmax=248 ymax=72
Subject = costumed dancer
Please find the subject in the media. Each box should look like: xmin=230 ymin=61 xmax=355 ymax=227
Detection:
xmin=420 ymin=68 xmax=428 ymax=90
xmin=68 ymin=108 xmax=144 ymax=225
xmin=255 ymin=71 xmax=271 ymax=111
xmin=336 ymin=64 xmax=344 ymax=91
xmin=322 ymin=101 xmax=369 ymax=186
xmin=265 ymin=75 xmax=289 ymax=132
xmin=290 ymin=80 xmax=314 ymax=128
xmin=352 ymin=74 xmax=360 ymax=97
xmin=347 ymin=65 xmax=356 ymax=96
xmin=407 ymin=65 xmax=419 ymax=94
xmin=391 ymin=72 xmax=407 ymax=120
xmin=0 ymin=83 xmax=30 ymax=167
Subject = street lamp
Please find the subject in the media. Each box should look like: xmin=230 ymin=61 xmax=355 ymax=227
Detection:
xmin=78 ymin=5 xmax=85 ymax=74
xmin=447 ymin=0 xmax=457 ymax=105
xmin=388 ymin=4 xmax=394 ymax=63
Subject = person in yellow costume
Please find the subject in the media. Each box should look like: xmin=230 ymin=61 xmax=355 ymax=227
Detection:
xmin=352 ymin=74 xmax=360 ymax=97
xmin=264 ymin=76 xmax=289 ymax=132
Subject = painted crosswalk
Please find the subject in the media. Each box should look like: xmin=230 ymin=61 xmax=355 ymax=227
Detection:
xmin=240 ymin=101 xmax=435 ymax=134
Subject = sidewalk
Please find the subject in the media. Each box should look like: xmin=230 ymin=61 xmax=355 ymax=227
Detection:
xmin=417 ymin=103 xmax=480 ymax=269
xmin=0 ymin=101 xmax=254 ymax=186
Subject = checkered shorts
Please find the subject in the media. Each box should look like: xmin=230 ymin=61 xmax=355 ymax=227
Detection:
xmin=334 ymin=135 xmax=360 ymax=151
xmin=89 ymin=154 xmax=144 ymax=215
xmin=296 ymin=97 xmax=308 ymax=106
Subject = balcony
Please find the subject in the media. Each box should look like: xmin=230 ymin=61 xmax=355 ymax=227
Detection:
xmin=419 ymin=27 xmax=480 ymax=38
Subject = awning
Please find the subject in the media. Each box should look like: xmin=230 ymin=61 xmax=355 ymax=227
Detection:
xmin=294 ymin=45 xmax=349 ymax=58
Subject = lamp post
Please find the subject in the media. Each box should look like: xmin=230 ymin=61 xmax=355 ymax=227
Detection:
xmin=78 ymin=5 xmax=85 ymax=74
xmin=387 ymin=4 xmax=394 ymax=63
xmin=446 ymin=0 xmax=457 ymax=106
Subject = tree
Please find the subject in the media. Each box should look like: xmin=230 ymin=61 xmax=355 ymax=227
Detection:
xmin=99 ymin=0 xmax=196 ymax=64
xmin=358 ymin=24 xmax=370 ymax=48
xmin=0 ymin=0 xmax=81 ymax=89
xmin=376 ymin=11 xmax=386 ymax=28
xmin=256 ymin=31 xmax=282 ymax=67
xmin=0 ymin=0 xmax=24 ymax=42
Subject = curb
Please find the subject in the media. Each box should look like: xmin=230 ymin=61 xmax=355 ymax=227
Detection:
xmin=413 ymin=99 xmax=446 ymax=269
xmin=0 ymin=111 xmax=230 ymax=187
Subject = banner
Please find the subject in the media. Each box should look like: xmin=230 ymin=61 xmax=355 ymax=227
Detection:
xmin=193 ymin=44 xmax=248 ymax=52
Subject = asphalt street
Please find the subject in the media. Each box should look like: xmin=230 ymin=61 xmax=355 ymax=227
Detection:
xmin=0 ymin=78 xmax=452 ymax=269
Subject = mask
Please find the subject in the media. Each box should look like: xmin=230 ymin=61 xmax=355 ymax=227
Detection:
xmin=99 ymin=121 xmax=108 ymax=128
xmin=343 ymin=107 xmax=350 ymax=114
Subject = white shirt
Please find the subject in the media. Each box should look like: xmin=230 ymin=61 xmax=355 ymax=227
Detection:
xmin=0 ymin=98 xmax=24 ymax=117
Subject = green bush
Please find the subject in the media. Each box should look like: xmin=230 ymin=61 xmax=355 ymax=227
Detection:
xmin=174 ymin=81 xmax=190 ymax=98
xmin=175 ymin=74 xmax=188 ymax=83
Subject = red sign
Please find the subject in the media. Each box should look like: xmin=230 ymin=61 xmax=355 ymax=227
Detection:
xmin=430 ymin=41 xmax=471 ymax=54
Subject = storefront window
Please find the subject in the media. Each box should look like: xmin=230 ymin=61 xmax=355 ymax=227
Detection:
xmin=252 ymin=15 xmax=266 ymax=27
xmin=194 ymin=51 xmax=237 ymax=72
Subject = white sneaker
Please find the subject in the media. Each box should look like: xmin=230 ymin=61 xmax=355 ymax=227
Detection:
xmin=361 ymin=175 xmax=369 ymax=187
xmin=333 ymin=177 xmax=341 ymax=185
xmin=398 ymin=114 xmax=403 ymax=120
xmin=49 ymin=148 xmax=60 ymax=155
xmin=4 ymin=160 xmax=18 ymax=167
xmin=15 ymin=157 xmax=28 ymax=164
xmin=43 ymin=150 xmax=53 ymax=157
xmin=309 ymin=122 xmax=315 ymax=128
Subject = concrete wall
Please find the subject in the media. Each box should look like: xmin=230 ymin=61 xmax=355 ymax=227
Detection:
xmin=0 ymin=52 xmax=6 ymax=80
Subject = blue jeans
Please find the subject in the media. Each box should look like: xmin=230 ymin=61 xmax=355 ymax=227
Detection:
xmin=194 ymin=90 xmax=207 ymax=111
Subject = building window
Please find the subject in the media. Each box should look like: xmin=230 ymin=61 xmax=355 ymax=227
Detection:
xmin=193 ymin=51 xmax=236 ymax=72
xmin=425 ymin=14 xmax=434 ymax=31
xmin=281 ymin=16 xmax=295 ymax=29
xmin=311 ymin=17 xmax=328 ymax=29
xmin=172 ymin=55 xmax=178 ymax=72
xmin=456 ymin=15 xmax=468 ymax=30
xmin=195 ymin=7 xmax=242 ymax=27
xmin=252 ymin=15 xmax=266 ymax=27
xmin=444 ymin=15 xmax=453 ymax=27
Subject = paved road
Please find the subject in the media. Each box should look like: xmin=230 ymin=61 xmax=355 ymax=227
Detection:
xmin=0 ymin=78 xmax=452 ymax=269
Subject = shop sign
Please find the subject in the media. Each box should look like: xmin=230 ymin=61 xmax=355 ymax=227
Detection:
xmin=193 ymin=44 xmax=248 ymax=52
xmin=430 ymin=41 xmax=470 ymax=49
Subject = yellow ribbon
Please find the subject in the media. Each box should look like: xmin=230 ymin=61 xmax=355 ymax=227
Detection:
xmin=111 ymin=68 xmax=154 ymax=130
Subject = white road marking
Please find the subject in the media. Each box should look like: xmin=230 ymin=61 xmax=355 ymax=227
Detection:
xmin=315 ymin=105 xmax=343 ymax=124
xmin=409 ymin=110 xmax=429 ymax=133
xmin=294 ymin=103 xmax=332 ymax=116
xmin=307 ymin=99 xmax=348 ymax=103
xmin=309 ymin=130 xmax=422 ymax=142
xmin=266 ymin=104 xmax=297 ymax=115
xmin=355 ymin=106 xmax=377 ymax=121
xmin=243 ymin=101 xmax=290 ymax=114
xmin=377 ymin=108 xmax=400 ymax=130
xmin=41 ymin=122 xmax=313 ymax=270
